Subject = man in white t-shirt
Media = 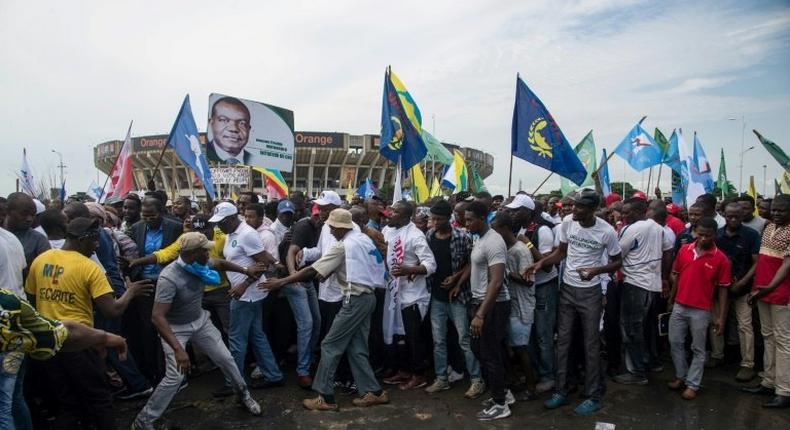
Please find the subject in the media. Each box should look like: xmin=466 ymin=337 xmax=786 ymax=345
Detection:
xmin=209 ymin=202 xmax=283 ymax=395
xmin=614 ymin=198 xmax=674 ymax=386
xmin=528 ymin=190 xmax=622 ymax=416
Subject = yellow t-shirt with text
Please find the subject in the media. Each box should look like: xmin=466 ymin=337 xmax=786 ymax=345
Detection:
xmin=24 ymin=249 xmax=113 ymax=327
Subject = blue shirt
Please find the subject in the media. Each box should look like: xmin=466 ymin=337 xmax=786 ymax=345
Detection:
xmin=142 ymin=224 xmax=164 ymax=279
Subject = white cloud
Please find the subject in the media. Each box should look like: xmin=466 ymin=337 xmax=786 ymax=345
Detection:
xmin=0 ymin=0 xmax=788 ymax=197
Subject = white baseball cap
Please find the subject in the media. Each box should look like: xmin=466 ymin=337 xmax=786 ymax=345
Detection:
xmin=505 ymin=194 xmax=535 ymax=210
xmin=208 ymin=202 xmax=238 ymax=223
xmin=315 ymin=190 xmax=342 ymax=207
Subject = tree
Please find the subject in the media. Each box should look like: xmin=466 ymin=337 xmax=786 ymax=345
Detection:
xmin=610 ymin=182 xmax=637 ymax=197
xmin=713 ymin=181 xmax=737 ymax=199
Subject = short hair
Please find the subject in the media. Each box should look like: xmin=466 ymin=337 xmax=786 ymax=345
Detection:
xmin=350 ymin=206 xmax=368 ymax=225
xmin=6 ymin=192 xmax=33 ymax=211
xmin=688 ymin=202 xmax=704 ymax=212
xmin=211 ymin=96 xmax=250 ymax=120
xmin=144 ymin=190 xmax=168 ymax=207
xmin=142 ymin=196 xmax=165 ymax=214
xmin=264 ymin=201 xmax=278 ymax=219
xmin=724 ymin=201 xmax=742 ymax=212
xmin=239 ymin=191 xmax=259 ymax=203
xmin=736 ymin=194 xmax=755 ymax=208
xmin=492 ymin=195 xmax=504 ymax=201
xmin=491 ymin=212 xmax=513 ymax=230
xmin=474 ymin=191 xmax=492 ymax=200
xmin=246 ymin=203 xmax=265 ymax=218
xmin=695 ymin=217 xmax=718 ymax=231
xmin=393 ymin=201 xmax=414 ymax=218
xmin=63 ymin=202 xmax=90 ymax=219
xmin=39 ymin=208 xmax=66 ymax=234
xmin=623 ymin=197 xmax=647 ymax=214
xmin=774 ymin=194 xmax=789 ymax=206
xmin=696 ymin=193 xmax=717 ymax=214
xmin=651 ymin=205 xmax=667 ymax=224
xmin=465 ymin=201 xmax=489 ymax=219
xmin=123 ymin=193 xmax=141 ymax=206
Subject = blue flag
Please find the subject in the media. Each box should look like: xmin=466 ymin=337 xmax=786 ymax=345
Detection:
xmin=511 ymin=75 xmax=587 ymax=186
xmin=59 ymin=180 xmax=66 ymax=203
xmin=599 ymin=148 xmax=612 ymax=197
xmin=167 ymin=95 xmax=216 ymax=200
xmin=613 ymin=121 xmax=663 ymax=172
xmin=379 ymin=68 xmax=427 ymax=170
xmin=357 ymin=178 xmax=377 ymax=199
xmin=663 ymin=130 xmax=682 ymax=173
xmin=692 ymin=133 xmax=715 ymax=193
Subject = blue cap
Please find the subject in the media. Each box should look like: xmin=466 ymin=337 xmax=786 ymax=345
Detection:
xmin=277 ymin=200 xmax=295 ymax=214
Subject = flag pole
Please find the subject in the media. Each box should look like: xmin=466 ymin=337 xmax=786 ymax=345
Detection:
xmin=98 ymin=120 xmax=133 ymax=202
xmin=655 ymin=163 xmax=664 ymax=198
xmin=646 ymin=166 xmax=653 ymax=195
xmin=531 ymin=172 xmax=553 ymax=195
xmin=508 ymin=153 xmax=514 ymax=197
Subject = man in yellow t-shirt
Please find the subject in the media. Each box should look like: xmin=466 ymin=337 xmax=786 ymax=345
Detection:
xmin=24 ymin=217 xmax=151 ymax=430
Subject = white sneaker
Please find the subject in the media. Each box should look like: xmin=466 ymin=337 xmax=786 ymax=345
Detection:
xmin=536 ymin=380 xmax=555 ymax=393
xmin=425 ymin=378 xmax=451 ymax=394
xmin=238 ymin=390 xmax=261 ymax=416
xmin=476 ymin=402 xmax=511 ymax=421
xmin=465 ymin=379 xmax=486 ymax=399
xmin=250 ymin=366 xmax=263 ymax=379
xmin=482 ymin=389 xmax=516 ymax=407
xmin=448 ymin=367 xmax=465 ymax=383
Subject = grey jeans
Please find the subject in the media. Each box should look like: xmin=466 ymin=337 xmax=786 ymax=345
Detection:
xmin=312 ymin=292 xmax=381 ymax=396
xmin=668 ymin=303 xmax=711 ymax=390
xmin=136 ymin=310 xmax=247 ymax=425
xmin=555 ymin=283 xmax=605 ymax=400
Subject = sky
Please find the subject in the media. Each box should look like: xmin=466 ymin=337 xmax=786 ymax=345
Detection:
xmin=1 ymin=0 xmax=789 ymax=198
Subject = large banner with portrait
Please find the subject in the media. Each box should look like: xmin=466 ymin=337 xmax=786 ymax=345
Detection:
xmin=206 ymin=93 xmax=295 ymax=172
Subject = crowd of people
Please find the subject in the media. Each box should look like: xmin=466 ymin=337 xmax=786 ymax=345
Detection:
xmin=0 ymin=185 xmax=788 ymax=428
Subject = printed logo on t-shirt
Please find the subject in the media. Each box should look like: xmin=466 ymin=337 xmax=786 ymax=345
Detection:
xmin=231 ymin=239 xmax=238 ymax=247
xmin=42 ymin=264 xmax=65 ymax=285
xmin=567 ymin=233 xmax=603 ymax=250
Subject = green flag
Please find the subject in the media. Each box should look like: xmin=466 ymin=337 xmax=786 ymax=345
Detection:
xmin=471 ymin=165 xmax=487 ymax=193
xmin=716 ymin=148 xmax=728 ymax=190
xmin=654 ymin=128 xmax=669 ymax=154
xmin=753 ymin=130 xmax=789 ymax=171
xmin=560 ymin=131 xmax=596 ymax=195
xmin=421 ymin=130 xmax=454 ymax=165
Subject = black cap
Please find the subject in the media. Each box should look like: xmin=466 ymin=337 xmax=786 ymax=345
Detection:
xmin=574 ymin=189 xmax=601 ymax=208
xmin=430 ymin=200 xmax=453 ymax=217
xmin=66 ymin=217 xmax=100 ymax=239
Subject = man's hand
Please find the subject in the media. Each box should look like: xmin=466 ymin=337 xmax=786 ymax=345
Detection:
xmin=523 ymin=261 xmax=543 ymax=279
xmin=229 ymin=283 xmax=249 ymax=299
xmin=449 ymin=286 xmax=461 ymax=301
xmin=174 ymin=347 xmax=191 ymax=374
xmin=747 ymin=287 xmax=769 ymax=306
xmin=125 ymin=277 xmax=153 ymax=297
xmin=470 ymin=315 xmax=484 ymax=338
xmin=119 ymin=257 xmax=131 ymax=272
xmin=259 ymin=278 xmax=284 ymax=291
xmin=440 ymin=274 xmax=457 ymax=290
xmin=661 ymin=280 xmax=670 ymax=299
xmin=713 ymin=317 xmax=724 ymax=336
xmin=246 ymin=263 xmax=267 ymax=279
xmin=105 ymin=332 xmax=128 ymax=361
xmin=577 ymin=268 xmax=597 ymax=281
xmin=666 ymin=298 xmax=674 ymax=313
xmin=390 ymin=263 xmax=408 ymax=277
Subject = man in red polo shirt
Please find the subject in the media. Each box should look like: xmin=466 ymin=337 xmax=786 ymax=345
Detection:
xmin=742 ymin=195 xmax=790 ymax=409
xmin=667 ymin=217 xmax=730 ymax=400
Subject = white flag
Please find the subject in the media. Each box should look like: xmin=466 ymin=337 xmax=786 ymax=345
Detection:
xmin=18 ymin=148 xmax=37 ymax=196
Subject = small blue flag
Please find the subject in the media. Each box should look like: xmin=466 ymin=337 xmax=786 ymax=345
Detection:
xmin=357 ymin=178 xmax=377 ymax=199
xmin=663 ymin=130 xmax=682 ymax=173
xmin=511 ymin=75 xmax=587 ymax=186
xmin=692 ymin=133 xmax=715 ymax=193
xmin=167 ymin=95 xmax=216 ymax=200
xmin=613 ymin=121 xmax=663 ymax=172
xmin=599 ymin=149 xmax=611 ymax=197
xmin=59 ymin=180 xmax=66 ymax=203
xmin=379 ymin=68 xmax=427 ymax=170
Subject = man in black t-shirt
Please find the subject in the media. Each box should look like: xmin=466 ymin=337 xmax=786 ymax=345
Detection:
xmin=423 ymin=201 xmax=484 ymax=399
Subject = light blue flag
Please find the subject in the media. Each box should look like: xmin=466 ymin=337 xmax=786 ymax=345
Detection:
xmin=599 ymin=148 xmax=611 ymax=197
xmin=613 ymin=121 xmax=663 ymax=172
xmin=166 ymin=95 xmax=216 ymax=200
xmin=692 ymin=132 xmax=715 ymax=193
xmin=357 ymin=178 xmax=377 ymax=199
xmin=663 ymin=130 xmax=682 ymax=173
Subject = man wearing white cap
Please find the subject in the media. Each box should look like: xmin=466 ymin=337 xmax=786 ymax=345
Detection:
xmin=133 ymin=232 xmax=261 ymax=429
xmin=209 ymin=202 xmax=283 ymax=396
xmin=262 ymin=208 xmax=389 ymax=411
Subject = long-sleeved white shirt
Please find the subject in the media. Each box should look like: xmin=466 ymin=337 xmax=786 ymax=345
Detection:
xmin=382 ymin=222 xmax=437 ymax=308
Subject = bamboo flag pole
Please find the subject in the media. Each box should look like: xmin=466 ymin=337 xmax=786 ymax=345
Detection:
xmin=508 ymin=153 xmax=514 ymax=197
xmin=531 ymin=172 xmax=554 ymax=195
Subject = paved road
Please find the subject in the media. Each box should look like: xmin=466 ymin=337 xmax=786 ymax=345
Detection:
xmin=115 ymin=362 xmax=790 ymax=430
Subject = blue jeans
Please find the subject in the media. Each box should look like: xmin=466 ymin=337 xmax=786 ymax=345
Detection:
xmin=430 ymin=299 xmax=481 ymax=381
xmin=228 ymin=299 xmax=283 ymax=383
xmin=533 ymin=279 xmax=558 ymax=382
xmin=281 ymin=282 xmax=321 ymax=376
xmin=94 ymin=313 xmax=150 ymax=392
xmin=0 ymin=352 xmax=31 ymax=430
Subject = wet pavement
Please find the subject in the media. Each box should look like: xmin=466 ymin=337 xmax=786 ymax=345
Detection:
xmin=114 ymin=361 xmax=790 ymax=430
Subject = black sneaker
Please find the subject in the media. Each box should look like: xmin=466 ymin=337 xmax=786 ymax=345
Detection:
xmin=613 ymin=373 xmax=648 ymax=386
xmin=337 ymin=381 xmax=358 ymax=396
xmin=116 ymin=387 xmax=153 ymax=400
xmin=212 ymin=385 xmax=235 ymax=398
xmin=250 ymin=378 xmax=285 ymax=389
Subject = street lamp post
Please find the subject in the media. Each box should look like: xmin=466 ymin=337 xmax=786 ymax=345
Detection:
xmin=51 ymin=149 xmax=65 ymax=195
xmin=729 ymin=116 xmax=746 ymax=192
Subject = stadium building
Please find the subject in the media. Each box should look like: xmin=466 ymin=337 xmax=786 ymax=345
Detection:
xmin=93 ymin=131 xmax=494 ymax=199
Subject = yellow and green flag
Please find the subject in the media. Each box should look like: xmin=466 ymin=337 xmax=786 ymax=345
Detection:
xmin=441 ymin=150 xmax=468 ymax=192
xmin=411 ymin=164 xmax=430 ymax=203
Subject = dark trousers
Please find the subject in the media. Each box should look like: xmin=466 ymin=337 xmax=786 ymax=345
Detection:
xmin=122 ymin=293 xmax=163 ymax=384
xmin=469 ymin=301 xmax=510 ymax=404
xmin=620 ymin=283 xmax=658 ymax=377
xmin=94 ymin=312 xmax=150 ymax=392
xmin=202 ymin=287 xmax=231 ymax=341
xmin=556 ymin=283 xmax=605 ymax=400
xmin=603 ymin=280 xmax=622 ymax=372
xmin=45 ymin=349 xmax=115 ymax=430
xmin=368 ymin=288 xmax=387 ymax=370
xmin=319 ymin=299 xmax=351 ymax=381
xmin=401 ymin=303 xmax=428 ymax=374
